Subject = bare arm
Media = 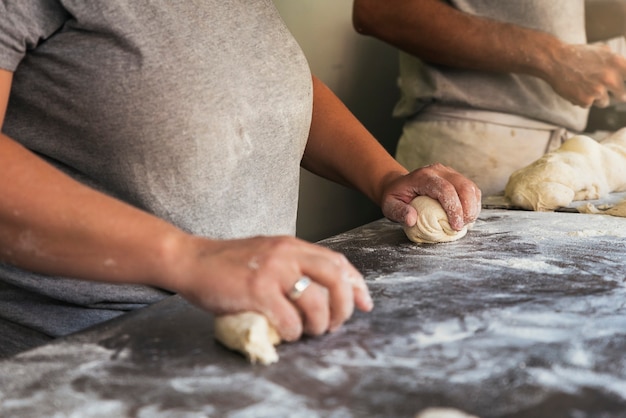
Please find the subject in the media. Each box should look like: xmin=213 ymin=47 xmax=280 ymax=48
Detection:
xmin=0 ymin=69 xmax=371 ymax=341
xmin=302 ymin=76 xmax=481 ymax=230
xmin=353 ymin=0 xmax=552 ymax=76
xmin=0 ymin=71 xmax=185 ymax=284
xmin=301 ymin=76 xmax=407 ymax=209
xmin=353 ymin=0 xmax=626 ymax=108
xmin=0 ymin=70 xmax=10 ymax=128
xmin=0 ymin=132 xmax=186 ymax=283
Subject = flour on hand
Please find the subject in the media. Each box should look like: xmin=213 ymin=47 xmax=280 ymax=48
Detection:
xmin=403 ymin=196 xmax=471 ymax=244
xmin=214 ymin=312 xmax=281 ymax=365
xmin=504 ymin=129 xmax=626 ymax=211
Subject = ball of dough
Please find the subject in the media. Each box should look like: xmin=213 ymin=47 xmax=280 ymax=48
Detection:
xmin=403 ymin=196 xmax=470 ymax=244
xmin=214 ymin=311 xmax=281 ymax=365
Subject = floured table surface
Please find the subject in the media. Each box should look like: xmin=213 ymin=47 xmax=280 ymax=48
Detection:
xmin=1 ymin=210 xmax=626 ymax=417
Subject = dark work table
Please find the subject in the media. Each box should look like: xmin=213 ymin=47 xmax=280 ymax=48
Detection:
xmin=1 ymin=209 xmax=626 ymax=417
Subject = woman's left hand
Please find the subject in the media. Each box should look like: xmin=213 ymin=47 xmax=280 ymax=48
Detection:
xmin=380 ymin=163 xmax=482 ymax=230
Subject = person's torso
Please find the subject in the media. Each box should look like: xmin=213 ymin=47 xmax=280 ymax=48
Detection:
xmin=393 ymin=0 xmax=588 ymax=131
xmin=0 ymin=0 xmax=312 ymax=316
xmin=3 ymin=0 xmax=312 ymax=239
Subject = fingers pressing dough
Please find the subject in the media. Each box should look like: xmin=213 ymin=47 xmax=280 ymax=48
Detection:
xmin=403 ymin=196 xmax=471 ymax=244
xmin=504 ymin=130 xmax=626 ymax=211
xmin=214 ymin=311 xmax=281 ymax=365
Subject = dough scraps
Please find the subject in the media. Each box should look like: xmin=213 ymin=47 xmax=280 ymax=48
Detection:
xmin=504 ymin=129 xmax=626 ymax=211
xmin=214 ymin=311 xmax=281 ymax=365
xmin=403 ymin=196 xmax=471 ymax=244
xmin=577 ymin=198 xmax=626 ymax=218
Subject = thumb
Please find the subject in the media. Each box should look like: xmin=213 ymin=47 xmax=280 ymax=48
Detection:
xmin=383 ymin=198 xmax=417 ymax=227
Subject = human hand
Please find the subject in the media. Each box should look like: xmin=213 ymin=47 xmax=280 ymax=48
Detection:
xmin=379 ymin=163 xmax=481 ymax=231
xmin=545 ymin=43 xmax=626 ymax=108
xmin=167 ymin=235 xmax=373 ymax=342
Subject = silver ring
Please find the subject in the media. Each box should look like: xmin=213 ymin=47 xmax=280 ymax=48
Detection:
xmin=288 ymin=276 xmax=311 ymax=301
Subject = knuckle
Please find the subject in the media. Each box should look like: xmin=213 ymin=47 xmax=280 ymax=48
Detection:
xmin=316 ymin=252 xmax=347 ymax=280
xmin=330 ymin=252 xmax=348 ymax=268
xmin=261 ymin=239 xmax=295 ymax=269
xmin=439 ymin=180 xmax=459 ymax=198
xmin=590 ymin=84 xmax=605 ymax=96
xmin=577 ymin=94 xmax=595 ymax=107
xmin=267 ymin=235 xmax=295 ymax=253
xmin=325 ymin=268 xmax=352 ymax=294
xmin=426 ymin=162 xmax=446 ymax=173
xmin=248 ymin=273 xmax=271 ymax=299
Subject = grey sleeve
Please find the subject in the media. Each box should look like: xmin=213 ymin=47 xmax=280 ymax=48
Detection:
xmin=0 ymin=0 xmax=69 ymax=71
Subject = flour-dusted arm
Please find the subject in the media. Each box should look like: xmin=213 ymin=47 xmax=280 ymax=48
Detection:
xmin=353 ymin=0 xmax=626 ymax=108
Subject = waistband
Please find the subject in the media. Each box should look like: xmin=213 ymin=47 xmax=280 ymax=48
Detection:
xmin=414 ymin=104 xmax=573 ymax=153
xmin=416 ymin=104 xmax=563 ymax=131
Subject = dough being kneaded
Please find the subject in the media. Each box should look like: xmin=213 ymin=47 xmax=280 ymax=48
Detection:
xmin=403 ymin=196 xmax=470 ymax=244
xmin=214 ymin=311 xmax=281 ymax=365
xmin=504 ymin=130 xmax=626 ymax=211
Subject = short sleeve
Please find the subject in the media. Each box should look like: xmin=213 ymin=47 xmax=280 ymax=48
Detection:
xmin=0 ymin=0 xmax=69 ymax=71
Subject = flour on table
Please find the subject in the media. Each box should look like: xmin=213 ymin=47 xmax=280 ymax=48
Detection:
xmin=504 ymin=128 xmax=626 ymax=211
xmin=403 ymin=196 xmax=471 ymax=244
xmin=214 ymin=312 xmax=281 ymax=365
xmin=415 ymin=407 xmax=479 ymax=418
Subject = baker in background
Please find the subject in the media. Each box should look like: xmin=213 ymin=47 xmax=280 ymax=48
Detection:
xmin=0 ymin=1 xmax=480 ymax=359
xmin=353 ymin=0 xmax=626 ymax=197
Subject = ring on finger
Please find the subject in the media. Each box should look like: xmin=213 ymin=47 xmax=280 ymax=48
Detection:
xmin=288 ymin=276 xmax=312 ymax=301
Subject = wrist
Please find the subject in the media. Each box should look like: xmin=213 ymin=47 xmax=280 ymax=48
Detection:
xmin=373 ymin=169 xmax=408 ymax=207
xmin=523 ymin=33 xmax=566 ymax=83
xmin=147 ymin=229 xmax=200 ymax=293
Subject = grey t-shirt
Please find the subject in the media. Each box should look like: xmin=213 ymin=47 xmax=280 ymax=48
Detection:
xmin=0 ymin=1 xmax=312 ymax=339
xmin=393 ymin=0 xmax=589 ymax=132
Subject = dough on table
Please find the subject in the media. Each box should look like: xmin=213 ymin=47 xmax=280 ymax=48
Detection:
xmin=403 ymin=196 xmax=471 ymax=244
xmin=214 ymin=311 xmax=281 ymax=365
xmin=577 ymin=198 xmax=626 ymax=218
xmin=504 ymin=129 xmax=626 ymax=211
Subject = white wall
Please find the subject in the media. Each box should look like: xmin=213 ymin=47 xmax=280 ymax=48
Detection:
xmin=273 ymin=0 xmax=403 ymax=242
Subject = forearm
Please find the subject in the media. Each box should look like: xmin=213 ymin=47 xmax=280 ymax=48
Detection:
xmin=352 ymin=0 xmax=562 ymax=80
xmin=0 ymin=133 xmax=189 ymax=291
xmin=301 ymin=76 xmax=407 ymax=206
xmin=0 ymin=71 xmax=10 ymax=127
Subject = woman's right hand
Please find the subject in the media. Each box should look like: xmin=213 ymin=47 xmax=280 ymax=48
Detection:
xmin=166 ymin=234 xmax=374 ymax=342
